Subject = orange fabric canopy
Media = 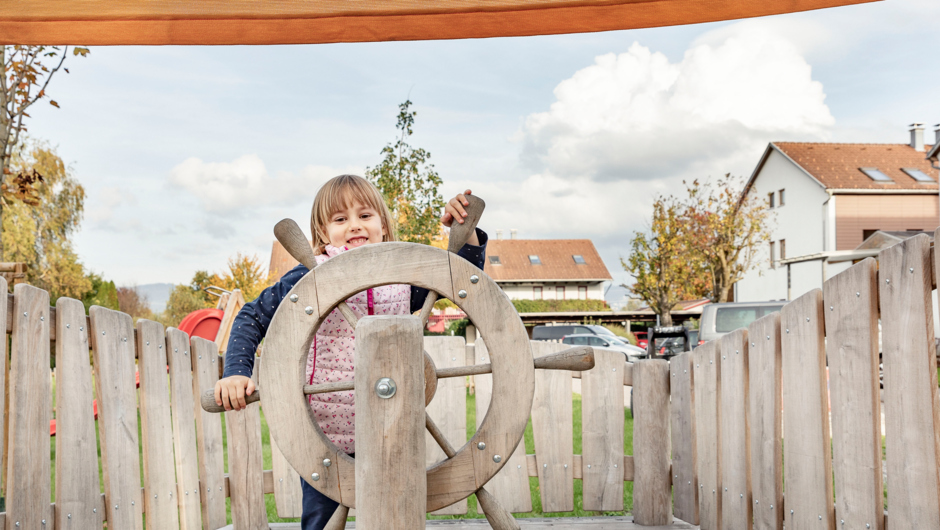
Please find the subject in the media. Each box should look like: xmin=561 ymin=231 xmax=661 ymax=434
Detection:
xmin=1 ymin=0 xmax=876 ymax=46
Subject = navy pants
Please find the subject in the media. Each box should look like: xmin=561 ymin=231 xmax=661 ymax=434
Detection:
xmin=300 ymin=477 xmax=339 ymax=530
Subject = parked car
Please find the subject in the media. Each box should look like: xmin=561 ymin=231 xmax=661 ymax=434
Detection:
xmin=645 ymin=325 xmax=693 ymax=360
xmin=634 ymin=331 xmax=649 ymax=350
xmin=698 ymin=301 xmax=786 ymax=344
xmin=532 ymin=324 xmax=618 ymax=341
xmin=687 ymin=329 xmax=699 ymax=349
xmin=561 ymin=334 xmax=644 ymax=362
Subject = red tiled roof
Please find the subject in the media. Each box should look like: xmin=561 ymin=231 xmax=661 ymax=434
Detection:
xmin=774 ymin=142 xmax=938 ymax=190
xmin=483 ymin=239 xmax=612 ymax=282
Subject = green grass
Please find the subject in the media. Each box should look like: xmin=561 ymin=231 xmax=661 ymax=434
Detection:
xmin=43 ymin=384 xmax=634 ymax=523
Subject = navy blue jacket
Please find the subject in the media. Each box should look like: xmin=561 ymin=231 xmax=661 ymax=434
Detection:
xmin=223 ymin=228 xmax=488 ymax=378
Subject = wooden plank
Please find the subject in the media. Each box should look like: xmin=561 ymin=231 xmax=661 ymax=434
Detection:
xmin=6 ymin=284 xmax=52 ymax=530
xmin=226 ymin=358 xmax=268 ymax=529
xmin=355 ymin=316 xmax=426 ymax=529
xmin=718 ymin=329 xmax=750 ymax=530
xmin=89 ymin=306 xmax=145 ymax=530
xmin=214 ymin=289 xmax=245 ymax=356
xmin=669 ymin=352 xmax=698 ymax=525
xmin=166 ymin=327 xmax=205 ymax=530
xmin=746 ymin=313 xmax=782 ymax=530
xmin=780 ymin=289 xmax=834 ymax=530
xmin=880 ymin=232 xmax=940 ymax=529
xmin=581 ymin=348 xmax=625 ymax=512
xmin=632 ymin=359 xmax=671 ymax=526
xmin=137 ymin=319 xmax=181 ymax=529
xmin=473 ymin=338 xmax=531 ymax=514
xmin=425 ymin=336 xmax=470 ymax=515
xmin=692 ymin=341 xmax=721 ymax=530
xmin=530 ymin=340 xmax=574 ymax=513
xmin=271 ymin=431 xmax=304 ymax=518
xmin=824 ymin=258 xmax=884 ymax=530
xmin=192 ymin=337 xmax=228 ymax=529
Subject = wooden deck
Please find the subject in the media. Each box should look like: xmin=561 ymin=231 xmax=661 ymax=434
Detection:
xmin=222 ymin=517 xmax=699 ymax=529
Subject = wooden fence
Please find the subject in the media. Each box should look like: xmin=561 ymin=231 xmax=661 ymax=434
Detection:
xmin=6 ymin=230 xmax=935 ymax=529
xmin=675 ymin=232 xmax=940 ymax=530
xmin=0 ymin=278 xmax=664 ymax=529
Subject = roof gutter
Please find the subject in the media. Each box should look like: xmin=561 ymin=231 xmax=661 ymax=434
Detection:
xmin=779 ymin=249 xmax=880 ymax=266
xmin=829 ymin=188 xmax=938 ymax=195
xmin=492 ymin=278 xmax=613 ymax=283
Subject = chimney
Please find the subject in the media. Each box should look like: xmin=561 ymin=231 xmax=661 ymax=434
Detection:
xmin=934 ymin=124 xmax=940 ymax=147
xmin=910 ymin=122 xmax=925 ymax=151
xmin=510 ymin=229 xmax=518 ymax=240
xmin=496 ymin=229 xmax=503 ymax=240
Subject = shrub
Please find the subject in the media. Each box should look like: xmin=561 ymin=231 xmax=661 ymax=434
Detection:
xmin=511 ymin=299 xmax=610 ymax=313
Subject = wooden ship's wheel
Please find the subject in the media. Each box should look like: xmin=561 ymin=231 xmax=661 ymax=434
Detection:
xmin=202 ymin=196 xmax=594 ymax=529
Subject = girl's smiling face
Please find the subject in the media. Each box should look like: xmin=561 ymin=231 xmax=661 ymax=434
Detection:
xmin=326 ymin=200 xmax=386 ymax=249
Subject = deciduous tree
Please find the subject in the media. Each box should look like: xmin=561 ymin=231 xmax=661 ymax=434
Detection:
xmin=682 ymin=175 xmax=772 ymax=303
xmin=366 ymin=100 xmax=445 ymax=245
xmin=2 ymin=45 xmax=88 ymax=259
xmin=117 ymin=286 xmax=154 ymax=322
xmin=622 ymin=198 xmax=703 ymax=327
xmin=3 ymin=142 xmax=90 ymax=299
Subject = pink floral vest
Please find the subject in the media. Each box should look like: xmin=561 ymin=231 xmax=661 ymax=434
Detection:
xmin=305 ymin=244 xmax=411 ymax=453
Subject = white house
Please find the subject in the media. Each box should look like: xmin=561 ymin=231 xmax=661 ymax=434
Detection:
xmin=736 ymin=124 xmax=940 ymax=302
xmin=482 ymin=236 xmax=612 ymax=301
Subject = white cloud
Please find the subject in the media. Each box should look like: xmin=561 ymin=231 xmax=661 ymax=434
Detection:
xmin=168 ymin=155 xmax=362 ymax=215
xmin=88 ymin=186 xmax=137 ymax=224
xmin=521 ymin=28 xmax=834 ymax=182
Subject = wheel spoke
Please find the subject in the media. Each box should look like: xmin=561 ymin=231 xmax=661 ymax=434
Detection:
xmin=436 ymin=363 xmax=492 ymax=379
xmin=324 ymin=504 xmax=350 ymax=530
xmin=337 ymin=301 xmax=359 ymax=328
xmin=418 ymin=291 xmax=439 ymax=327
xmin=425 ymin=412 xmax=457 ymax=458
xmin=304 ymin=381 xmax=354 ymax=395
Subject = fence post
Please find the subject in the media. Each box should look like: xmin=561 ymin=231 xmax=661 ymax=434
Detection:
xmin=633 ymin=359 xmax=672 ymax=526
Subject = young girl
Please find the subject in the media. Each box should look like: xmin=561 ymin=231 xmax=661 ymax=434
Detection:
xmin=214 ymin=174 xmax=487 ymax=530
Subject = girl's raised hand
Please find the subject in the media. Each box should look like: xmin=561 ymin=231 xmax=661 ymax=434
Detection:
xmin=442 ymin=189 xmax=480 ymax=247
xmin=442 ymin=189 xmax=473 ymax=227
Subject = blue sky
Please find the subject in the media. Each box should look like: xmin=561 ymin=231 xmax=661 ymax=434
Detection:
xmin=21 ymin=0 xmax=940 ymax=289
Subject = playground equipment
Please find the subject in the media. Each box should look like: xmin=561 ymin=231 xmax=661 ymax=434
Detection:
xmin=5 ymin=216 xmax=940 ymax=529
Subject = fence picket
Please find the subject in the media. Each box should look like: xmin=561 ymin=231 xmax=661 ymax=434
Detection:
xmin=424 ymin=336 xmax=471 ymax=515
xmin=693 ymin=341 xmax=721 ymax=530
xmin=670 ymin=352 xmax=699 ymax=525
xmin=747 ymin=313 xmax=783 ymax=530
xmin=191 ymin=337 xmax=228 ymax=528
xmin=137 ymin=319 xmax=181 ymax=529
xmin=54 ymin=297 xmax=102 ymax=530
xmin=226 ymin=360 xmax=268 ymax=529
xmin=780 ymin=289 xmax=834 ymax=530
xmin=824 ymin=258 xmax=885 ymax=530
xmin=89 ymin=306 xmax=145 ymax=529
xmin=167 ymin=327 xmax=205 ymax=530
xmin=581 ymin=348 xmax=625 ymax=512
xmin=6 ymin=284 xmax=52 ymax=529
xmin=530 ymin=340 xmax=574 ymax=513
xmin=271 ymin=431 xmax=304 ymax=517
xmin=718 ymin=329 xmax=751 ymax=530
xmin=632 ymin=359 xmax=671 ymax=525
xmin=880 ymin=233 xmax=940 ymax=529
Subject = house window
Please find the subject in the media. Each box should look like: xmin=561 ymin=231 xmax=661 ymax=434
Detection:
xmin=572 ymin=255 xmax=586 ymax=264
xmin=778 ymin=189 xmax=785 ymax=206
xmin=901 ymin=168 xmax=935 ymax=182
xmin=768 ymin=192 xmax=775 ymax=208
xmin=769 ymin=241 xmax=776 ymax=269
xmin=779 ymin=239 xmax=786 ymax=260
xmin=860 ymin=167 xmax=893 ymax=182
xmin=556 ymin=286 xmax=565 ymax=300
xmin=578 ymin=286 xmax=587 ymax=300
xmin=533 ymin=286 xmax=543 ymax=300
xmin=529 ymin=255 xmax=541 ymax=265
xmin=489 ymin=256 xmax=501 ymax=265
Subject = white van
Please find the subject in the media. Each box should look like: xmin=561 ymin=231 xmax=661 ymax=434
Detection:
xmin=698 ymin=301 xmax=786 ymax=344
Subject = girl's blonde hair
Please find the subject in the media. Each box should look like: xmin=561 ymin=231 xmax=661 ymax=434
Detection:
xmin=310 ymin=174 xmax=397 ymax=254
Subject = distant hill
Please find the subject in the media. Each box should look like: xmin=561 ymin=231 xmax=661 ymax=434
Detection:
xmin=133 ymin=283 xmax=175 ymax=313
